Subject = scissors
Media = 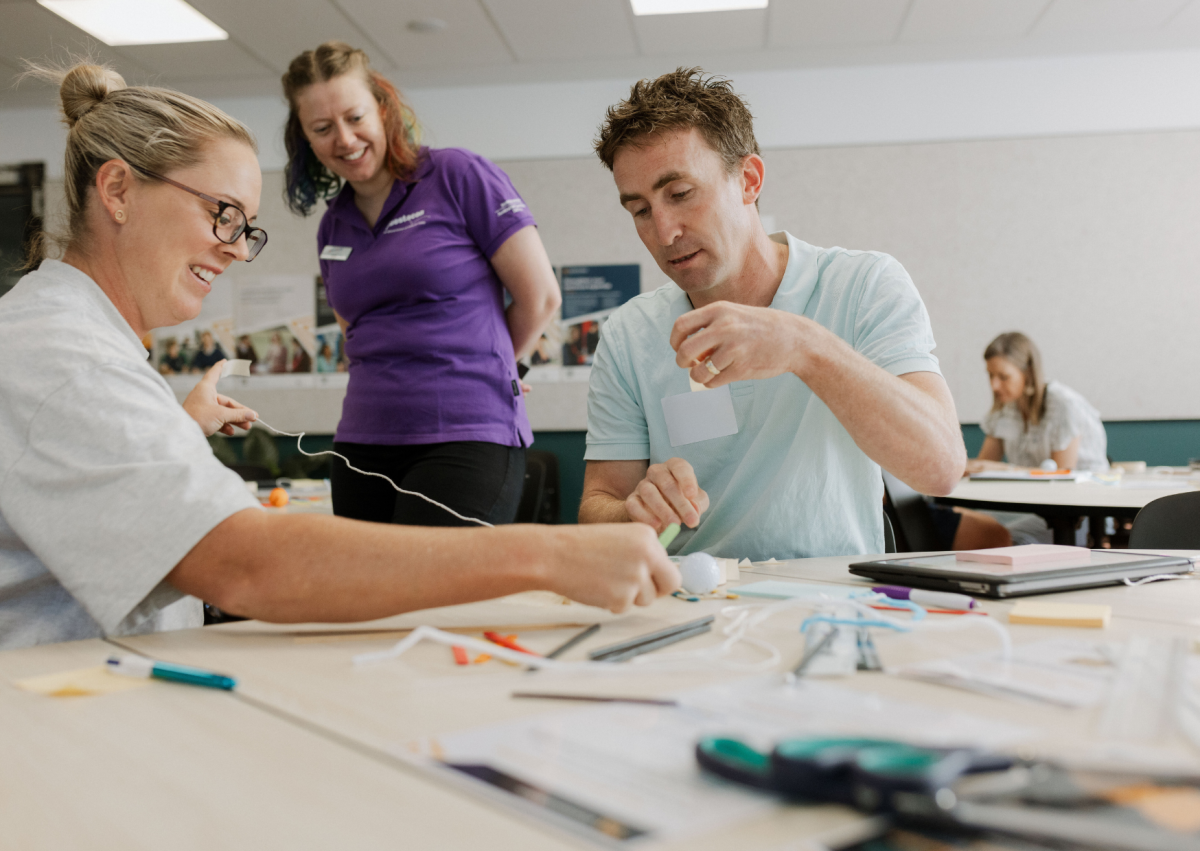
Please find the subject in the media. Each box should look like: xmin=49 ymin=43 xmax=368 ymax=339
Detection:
xmin=696 ymin=735 xmax=1013 ymax=815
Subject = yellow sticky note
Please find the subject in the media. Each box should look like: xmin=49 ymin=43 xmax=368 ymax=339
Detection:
xmin=13 ymin=665 xmax=148 ymax=697
xmin=1009 ymin=601 xmax=1111 ymax=629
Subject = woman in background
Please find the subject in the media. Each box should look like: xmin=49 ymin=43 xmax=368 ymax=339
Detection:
xmin=961 ymin=331 xmax=1108 ymax=545
xmin=281 ymin=42 xmax=560 ymax=528
xmin=969 ymin=332 xmax=1108 ymax=474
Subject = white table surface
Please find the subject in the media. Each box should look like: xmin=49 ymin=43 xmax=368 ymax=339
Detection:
xmin=6 ymin=554 xmax=1200 ymax=850
xmin=941 ymin=476 xmax=1197 ymax=512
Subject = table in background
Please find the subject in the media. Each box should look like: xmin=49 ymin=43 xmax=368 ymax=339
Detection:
xmin=936 ymin=475 xmax=1198 ymax=544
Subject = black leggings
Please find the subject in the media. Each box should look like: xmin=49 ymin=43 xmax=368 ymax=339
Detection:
xmin=330 ymin=441 xmax=526 ymax=527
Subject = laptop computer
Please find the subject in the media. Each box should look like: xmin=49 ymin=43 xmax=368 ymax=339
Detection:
xmin=848 ymin=550 xmax=1193 ymax=598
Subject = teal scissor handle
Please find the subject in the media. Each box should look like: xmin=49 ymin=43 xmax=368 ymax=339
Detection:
xmin=695 ymin=737 xmax=774 ymax=790
xmin=697 ymin=736 xmax=1014 ymax=815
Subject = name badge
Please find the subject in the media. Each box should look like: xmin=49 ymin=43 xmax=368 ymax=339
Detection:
xmin=661 ymin=385 xmax=739 ymax=447
xmin=320 ymin=245 xmax=353 ymax=261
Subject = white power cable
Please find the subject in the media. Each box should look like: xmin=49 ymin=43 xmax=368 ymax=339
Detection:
xmin=251 ymin=419 xmax=493 ymax=528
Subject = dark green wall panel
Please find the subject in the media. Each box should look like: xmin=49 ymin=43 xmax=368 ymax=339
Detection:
xmin=962 ymin=421 xmax=1200 ymax=466
xmin=242 ymin=420 xmax=1200 ymax=526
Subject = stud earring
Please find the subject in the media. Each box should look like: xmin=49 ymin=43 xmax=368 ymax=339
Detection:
xmin=114 ymin=210 xmax=125 ymax=221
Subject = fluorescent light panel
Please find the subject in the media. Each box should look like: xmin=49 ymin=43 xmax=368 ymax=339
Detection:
xmin=631 ymin=0 xmax=768 ymax=15
xmin=38 ymin=0 xmax=228 ymax=46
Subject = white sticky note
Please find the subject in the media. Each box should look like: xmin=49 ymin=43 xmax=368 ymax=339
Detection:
xmin=661 ymin=385 xmax=738 ymax=447
xmin=221 ymin=359 xmax=252 ymax=378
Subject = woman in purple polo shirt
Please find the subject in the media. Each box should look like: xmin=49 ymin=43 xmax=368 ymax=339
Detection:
xmin=281 ymin=42 xmax=561 ymax=527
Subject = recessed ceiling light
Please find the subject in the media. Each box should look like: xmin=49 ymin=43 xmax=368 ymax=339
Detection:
xmin=38 ymin=0 xmax=228 ymax=46
xmin=407 ymin=18 xmax=447 ymax=34
xmin=631 ymin=0 xmax=768 ymax=15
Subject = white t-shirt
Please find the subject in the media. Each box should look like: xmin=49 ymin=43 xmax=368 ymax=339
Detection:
xmin=585 ymin=232 xmax=942 ymax=560
xmin=981 ymin=380 xmax=1108 ymax=473
xmin=0 ymin=260 xmax=260 ymax=649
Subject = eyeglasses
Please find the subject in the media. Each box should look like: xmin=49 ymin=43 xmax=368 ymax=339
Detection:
xmin=133 ymin=166 xmax=268 ymax=261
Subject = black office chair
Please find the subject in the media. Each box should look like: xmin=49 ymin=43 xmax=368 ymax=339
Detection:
xmin=1128 ymin=491 xmax=1200 ymax=548
xmin=881 ymin=470 xmax=943 ymax=552
xmin=514 ymin=450 xmax=560 ymax=524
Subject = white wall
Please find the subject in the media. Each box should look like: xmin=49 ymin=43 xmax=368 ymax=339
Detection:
xmin=10 ymin=49 xmax=1200 ymax=177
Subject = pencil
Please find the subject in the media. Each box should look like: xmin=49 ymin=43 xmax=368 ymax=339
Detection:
xmin=511 ymin=691 xmax=677 ymax=706
xmin=544 ymin=624 xmax=601 ymax=660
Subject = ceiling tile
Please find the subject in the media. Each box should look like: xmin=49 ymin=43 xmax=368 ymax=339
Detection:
xmin=901 ymin=0 xmax=1051 ymax=43
xmin=633 ymin=8 xmax=767 ymax=56
xmin=186 ymin=0 xmax=389 ymax=74
xmin=482 ymin=0 xmax=636 ymax=62
xmin=115 ymin=39 xmax=273 ymax=80
xmin=336 ymin=0 xmax=513 ymax=70
xmin=0 ymin=2 xmax=152 ymax=82
xmin=1033 ymin=0 xmax=1189 ymax=36
xmin=769 ymin=0 xmax=909 ymax=48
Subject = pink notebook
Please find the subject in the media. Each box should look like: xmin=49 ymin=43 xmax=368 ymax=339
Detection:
xmin=956 ymin=544 xmax=1089 ymax=566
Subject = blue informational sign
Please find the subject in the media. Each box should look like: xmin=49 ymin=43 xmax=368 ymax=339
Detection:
xmin=559 ymin=264 xmax=641 ymax=321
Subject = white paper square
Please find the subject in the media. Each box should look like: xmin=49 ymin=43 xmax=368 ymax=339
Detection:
xmin=661 ymin=385 xmax=739 ymax=447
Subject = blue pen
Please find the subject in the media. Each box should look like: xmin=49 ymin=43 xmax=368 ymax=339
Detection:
xmin=106 ymin=655 xmax=237 ymax=690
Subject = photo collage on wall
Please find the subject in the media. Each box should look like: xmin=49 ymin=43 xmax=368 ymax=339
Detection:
xmin=153 ymin=275 xmax=347 ymax=377
xmin=526 ymin=264 xmax=641 ymax=375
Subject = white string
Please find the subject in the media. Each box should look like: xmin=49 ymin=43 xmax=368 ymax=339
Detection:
xmin=251 ymin=419 xmax=493 ymax=528
xmin=1123 ymin=573 xmax=1193 ymax=587
xmin=348 ymin=593 xmax=1013 ymax=675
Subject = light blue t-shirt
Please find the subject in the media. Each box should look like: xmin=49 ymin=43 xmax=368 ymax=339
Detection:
xmin=585 ymin=232 xmax=942 ymax=560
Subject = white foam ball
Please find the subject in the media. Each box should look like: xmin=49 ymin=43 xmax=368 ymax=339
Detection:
xmin=679 ymin=552 xmax=721 ymax=594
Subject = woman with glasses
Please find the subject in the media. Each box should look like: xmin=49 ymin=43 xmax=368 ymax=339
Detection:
xmin=0 ymin=62 xmax=677 ymax=650
xmin=281 ymin=42 xmax=561 ymax=529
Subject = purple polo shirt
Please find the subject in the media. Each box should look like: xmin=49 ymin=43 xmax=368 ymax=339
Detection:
xmin=317 ymin=147 xmax=536 ymax=447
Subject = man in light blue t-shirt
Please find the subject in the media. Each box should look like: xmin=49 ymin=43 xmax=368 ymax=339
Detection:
xmin=579 ymin=69 xmax=966 ymax=560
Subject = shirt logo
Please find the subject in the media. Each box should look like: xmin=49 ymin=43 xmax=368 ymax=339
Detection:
xmin=495 ymin=199 xmax=526 ymax=217
xmin=384 ymin=210 xmax=426 ymax=233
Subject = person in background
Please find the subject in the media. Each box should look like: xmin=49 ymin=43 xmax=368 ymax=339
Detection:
xmin=158 ymin=338 xmax=186 ymax=374
xmin=289 ymin=338 xmax=312 ymax=373
xmin=266 ymin=331 xmax=288 ymax=373
xmin=234 ymin=333 xmax=258 ymax=369
xmin=281 ymin=42 xmax=561 ymax=528
xmin=0 ymin=61 xmax=678 ymax=651
xmin=968 ymin=332 xmax=1108 ymax=474
xmin=316 ymin=340 xmax=336 ymax=372
xmin=957 ymin=331 xmax=1108 ymax=545
xmin=190 ymin=329 xmax=225 ymax=372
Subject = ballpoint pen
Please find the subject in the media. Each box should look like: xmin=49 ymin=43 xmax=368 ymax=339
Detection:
xmin=106 ymin=655 xmax=236 ymax=690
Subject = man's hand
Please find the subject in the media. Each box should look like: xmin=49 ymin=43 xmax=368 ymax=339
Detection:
xmin=626 ymin=457 xmax=709 ymax=533
xmin=183 ymin=361 xmax=258 ymax=437
xmin=545 ymin=524 xmax=681 ymax=612
xmin=670 ymin=301 xmax=824 ymax=388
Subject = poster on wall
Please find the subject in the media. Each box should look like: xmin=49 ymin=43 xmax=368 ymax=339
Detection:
xmin=153 ymin=275 xmax=321 ymax=379
xmin=152 ymin=277 xmax=235 ymax=375
xmin=232 ymin=274 xmax=316 ymax=375
xmin=314 ymin=275 xmax=348 ymax=374
xmin=526 ymin=264 xmax=640 ymax=380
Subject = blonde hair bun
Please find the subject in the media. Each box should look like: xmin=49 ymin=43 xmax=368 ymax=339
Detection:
xmin=59 ymin=63 xmax=126 ymax=127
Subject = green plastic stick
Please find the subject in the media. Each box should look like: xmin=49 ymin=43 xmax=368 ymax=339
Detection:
xmin=658 ymin=523 xmax=681 ymax=549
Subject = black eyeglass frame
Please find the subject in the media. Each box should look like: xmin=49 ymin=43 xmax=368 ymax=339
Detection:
xmin=132 ymin=166 xmax=268 ymax=261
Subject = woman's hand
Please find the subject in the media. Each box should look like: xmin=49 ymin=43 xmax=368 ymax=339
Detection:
xmin=183 ymin=361 xmax=258 ymax=437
